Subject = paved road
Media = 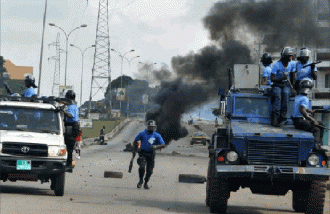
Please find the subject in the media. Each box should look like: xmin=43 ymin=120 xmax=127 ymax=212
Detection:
xmin=1 ymin=119 xmax=329 ymax=214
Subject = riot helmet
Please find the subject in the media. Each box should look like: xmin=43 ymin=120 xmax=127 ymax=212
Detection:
xmin=147 ymin=120 xmax=157 ymax=132
xmin=280 ymin=47 xmax=295 ymax=65
xmin=299 ymin=78 xmax=314 ymax=95
xmin=24 ymin=74 xmax=37 ymax=88
xmin=260 ymin=52 xmax=273 ymax=65
xmin=297 ymin=47 xmax=311 ymax=64
xmin=65 ymin=90 xmax=76 ymax=100
xmin=281 ymin=47 xmax=295 ymax=57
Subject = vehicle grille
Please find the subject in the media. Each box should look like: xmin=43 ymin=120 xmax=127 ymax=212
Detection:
xmin=247 ymin=140 xmax=299 ymax=166
xmin=2 ymin=142 xmax=48 ymax=157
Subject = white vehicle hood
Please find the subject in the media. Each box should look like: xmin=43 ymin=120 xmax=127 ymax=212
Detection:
xmin=0 ymin=130 xmax=64 ymax=146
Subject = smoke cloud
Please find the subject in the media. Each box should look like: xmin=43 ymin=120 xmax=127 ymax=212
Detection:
xmin=204 ymin=0 xmax=328 ymax=50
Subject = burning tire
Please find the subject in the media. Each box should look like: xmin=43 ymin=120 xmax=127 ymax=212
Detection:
xmin=104 ymin=171 xmax=123 ymax=178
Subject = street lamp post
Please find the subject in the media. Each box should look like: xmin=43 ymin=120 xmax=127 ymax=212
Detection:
xmin=70 ymin=44 xmax=96 ymax=108
xmin=110 ymin=49 xmax=135 ymax=112
xmin=123 ymin=56 xmax=140 ymax=119
xmin=49 ymin=23 xmax=87 ymax=88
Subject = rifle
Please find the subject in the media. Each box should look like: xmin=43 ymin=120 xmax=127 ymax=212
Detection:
xmin=302 ymin=61 xmax=321 ymax=68
xmin=128 ymin=141 xmax=140 ymax=173
xmin=3 ymin=82 xmax=13 ymax=95
xmin=316 ymin=124 xmax=330 ymax=131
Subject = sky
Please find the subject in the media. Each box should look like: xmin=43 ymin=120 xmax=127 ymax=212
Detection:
xmin=0 ymin=0 xmax=220 ymax=105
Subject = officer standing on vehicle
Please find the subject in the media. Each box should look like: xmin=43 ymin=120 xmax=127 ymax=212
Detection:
xmin=261 ymin=52 xmax=273 ymax=86
xmin=292 ymin=79 xmax=324 ymax=151
xmin=294 ymin=47 xmax=317 ymax=91
xmin=133 ymin=120 xmax=165 ymax=189
xmin=270 ymin=47 xmax=296 ymax=127
xmin=62 ymin=90 xmax=80 ymax=171
xmin=21 ymin=74 xmax=37 ymax=97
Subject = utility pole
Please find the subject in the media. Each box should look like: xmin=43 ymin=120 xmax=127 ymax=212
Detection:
xmin=48 ymin=33 xmax=61 ymax=97
xmin=88 ymin=0 xmax=111 ymax=117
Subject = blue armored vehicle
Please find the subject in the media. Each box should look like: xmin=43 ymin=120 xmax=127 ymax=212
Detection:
xmin=206 ymin=65 xmax=330 ymax=214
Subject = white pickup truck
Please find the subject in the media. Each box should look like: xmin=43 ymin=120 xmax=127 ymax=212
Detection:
xmin=0 ymin=97 xmax=68 ymax=196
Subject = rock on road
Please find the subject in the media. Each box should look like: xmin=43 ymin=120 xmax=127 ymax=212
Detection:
xmin=0 ymin=118 xmax=329 ymax=214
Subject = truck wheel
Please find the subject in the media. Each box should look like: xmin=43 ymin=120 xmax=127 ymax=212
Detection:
xmin=54 ymin=172 xmax=65 ymax=196
xmin=292 ymin=190 xmax=308 ymax=212
xmin=205 ymin=158 xmax=215 ymax=206
xmin=209 ymin=178 xmax=230 ymax=213
xmin=306 ymin=181 xmax=326 ymax=214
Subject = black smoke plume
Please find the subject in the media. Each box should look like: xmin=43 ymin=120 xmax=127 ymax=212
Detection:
xmin=146 ymin=40 xmax=252 ymax=144
xmin=204 ymin=0 xmax=328 ymax=50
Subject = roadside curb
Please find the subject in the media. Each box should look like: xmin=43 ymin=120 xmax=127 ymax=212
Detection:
xmin=81 ymin=118 xmax=131 ymax=148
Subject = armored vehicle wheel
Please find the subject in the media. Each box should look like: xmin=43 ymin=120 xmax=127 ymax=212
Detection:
xmin=306 ymin=181 xmax=326 ymax=214
xmin=209 ymin=178 xmax=230 ymax=213
xmin=292 ymin=189 xmax=308 ymax=212
xmin=54 ymin=172 xmax=65 ymax=196
xmin=206 ymin=157 xmax=215 ymax=206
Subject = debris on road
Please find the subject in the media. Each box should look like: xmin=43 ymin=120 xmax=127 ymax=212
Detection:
xmin=104 ymin=171 xmax=123 ymax=178
xmin=178 ymin=174 xmax=206 ymax=184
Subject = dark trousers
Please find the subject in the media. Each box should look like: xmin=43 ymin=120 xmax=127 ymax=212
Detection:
xmin=99 ymin=136 xmax=105 ymax=144
xmin=272 ymin=85 xmax=291 ymax=121
xmin=292 ymin=118 xmax=324 ymax=145
xmin=65 ymin=138 xmax=75 ymax=166
xmin=137 ymin=150 xmax=155 ymax=183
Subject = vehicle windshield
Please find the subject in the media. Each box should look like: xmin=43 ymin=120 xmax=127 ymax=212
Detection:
xmin=193 ymin=132 xmax=205 ymax=137
xmin=234 ymin=97 xmax=269 ymax=117
xmin=0 ymin=106 xmax=60 ymax=134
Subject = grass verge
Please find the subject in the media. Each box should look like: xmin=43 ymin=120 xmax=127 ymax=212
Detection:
xmin=81 ymin=118 xmax=125 ymax=139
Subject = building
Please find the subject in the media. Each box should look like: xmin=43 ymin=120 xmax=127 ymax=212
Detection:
xmin=3 ymin=59 xmax=33 ymax=80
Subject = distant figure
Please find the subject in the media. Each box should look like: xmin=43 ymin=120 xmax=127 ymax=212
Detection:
xmin=188 ymin=116 xmax=193 ymax=125
xmin=99 ymin=126 xmax=106 ymax=145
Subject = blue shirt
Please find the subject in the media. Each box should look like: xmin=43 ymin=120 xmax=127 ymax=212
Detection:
xmin=262 ymin=65 xmax=272 ymax=85
xmin=293 ymin=94 xmax=311 ymax=118
xmin=65 ymin=104 xmax=79 ymax=123
xmin=295 ymin=61 xmax=317 ymax=81
xmin=271 ymin=61 xmax=296 ymax=80
xmin=135 ymin=129 xmax=165 ymax=152
xmin=21 ymin=87 xmax=36 ymax=97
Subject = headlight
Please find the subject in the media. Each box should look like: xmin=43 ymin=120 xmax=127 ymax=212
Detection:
xmin=48 ymin=145 xmax=67 ymax=157
xmin=226 ymin=151 xmax=238 ymax=162
xmin=308 ymin=154 xmax=319 ymax=166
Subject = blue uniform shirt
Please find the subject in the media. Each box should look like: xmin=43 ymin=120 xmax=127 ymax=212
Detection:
xmin=65 ymin=104 xmax=79 ymax=123
xmin=262 ymin=65 xmax=272 ymax=85
xmin=295 ymin=61 xmax=317 ymax=81
xmin=21 ymin=87 xmax=36 ymax=97
xmin=293 ymin=94 xmax=311 ymax=118
xmin=271 ymin=61 xmax=296 ymax=80
xmin=135 ymin=129 xmax=165 ymax=152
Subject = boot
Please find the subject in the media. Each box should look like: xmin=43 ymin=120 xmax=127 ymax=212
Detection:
xmin=144 ymin=182 xmax=149 ymax=189
xmin=271 ymin=113 xmax=280 ymax=127
xmin=137 ymin=180 xmax=143 ymax=188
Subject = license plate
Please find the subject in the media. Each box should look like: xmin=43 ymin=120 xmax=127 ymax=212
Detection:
xmin=17 ymin=160 xmax=31 ymax=170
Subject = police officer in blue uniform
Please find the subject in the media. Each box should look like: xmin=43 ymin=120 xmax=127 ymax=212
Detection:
xmin=133 ymin=120 xmax=165 ymax=189
xmin=292 ymin=79 xmax=324 ymax=151
xmin=261 ymin=52 xmax=273 ymax=86
xmin=294 ymin=47 xmax=317 ymax=91
xmin=270 ymin=47 xmax=296 ymax=127
xmin=21 ymin=74 xmax=37 ymax=97
xmin=62 ymin=90 xmax=80 ymax=171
